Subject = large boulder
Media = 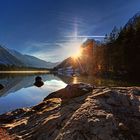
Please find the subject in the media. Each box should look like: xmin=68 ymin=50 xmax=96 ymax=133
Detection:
xmin=44 ymin=83 xmax=94 ymax=101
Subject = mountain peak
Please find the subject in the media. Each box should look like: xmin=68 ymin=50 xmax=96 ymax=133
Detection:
xmin=134 ymin=11 xmax=140 ymax=18
xmin=125 ymin=11 xmax=140 ymax=28
xmin=0 ymin=46 xmax=58 ymax=68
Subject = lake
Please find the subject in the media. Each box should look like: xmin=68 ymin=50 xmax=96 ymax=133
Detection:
xmin=0 ymin=73 xmax=139 ymax=114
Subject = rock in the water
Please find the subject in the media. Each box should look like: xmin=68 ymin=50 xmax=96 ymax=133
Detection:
xmin=34 ymin=76 xmax=44 ymax=87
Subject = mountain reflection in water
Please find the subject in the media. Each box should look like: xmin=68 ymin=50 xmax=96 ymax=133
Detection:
xmin=0 ymin=74 xmax=66 ymax=114
xmin=0 ymin=73 xmax=139 ymax=114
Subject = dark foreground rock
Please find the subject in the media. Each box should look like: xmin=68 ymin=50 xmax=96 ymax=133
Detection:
xmin=0 ymin=84 xmax=140 ymax=140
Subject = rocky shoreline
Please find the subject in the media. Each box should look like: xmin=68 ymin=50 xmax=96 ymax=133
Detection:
xmin=0 ymin=83 xmax=140 ymax=140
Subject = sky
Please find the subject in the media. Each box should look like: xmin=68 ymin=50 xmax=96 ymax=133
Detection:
xmin=0 ymin=0 xmax=140 ymax=62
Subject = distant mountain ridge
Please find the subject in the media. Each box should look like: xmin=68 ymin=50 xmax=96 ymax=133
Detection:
xmin=0 ymin=46 xmax=59 ymax=68
xmin=0 ymin=46 xmax=23 ymax=66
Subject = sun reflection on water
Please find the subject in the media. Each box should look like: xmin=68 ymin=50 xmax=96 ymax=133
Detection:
xmin=72 ymin=76 xmax=78 ymax=84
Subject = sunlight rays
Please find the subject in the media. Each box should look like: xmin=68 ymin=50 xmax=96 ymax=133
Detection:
xmin=24 ymin=18 xmax=104 ymax=62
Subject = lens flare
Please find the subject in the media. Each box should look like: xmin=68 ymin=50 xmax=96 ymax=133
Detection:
xmin=72 ymin=48 xmax=82 ymax=59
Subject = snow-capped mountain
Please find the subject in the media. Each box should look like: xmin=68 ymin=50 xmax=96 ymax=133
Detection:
xmin=0 ymin=46 xmax=59 ymax=68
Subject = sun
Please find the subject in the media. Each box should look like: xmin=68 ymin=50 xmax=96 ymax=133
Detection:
xmin=72 ymin=47 xmax=82 ymax=59
xmin=72 ymin=51 xmax=81 ymax=59
xmin=71 ymin=41 xmax=82 ymax=59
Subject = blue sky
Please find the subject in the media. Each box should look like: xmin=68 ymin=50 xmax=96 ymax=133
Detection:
xmin=0 ymin=0 xmax=140 ymax=62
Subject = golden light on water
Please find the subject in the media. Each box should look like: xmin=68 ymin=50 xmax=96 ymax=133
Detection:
xmin=73 ymin=76 xmax=78 ymax=84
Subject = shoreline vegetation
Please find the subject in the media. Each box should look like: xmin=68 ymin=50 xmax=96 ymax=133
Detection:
xmin=0 ymin=83 xmax=139 ymax=140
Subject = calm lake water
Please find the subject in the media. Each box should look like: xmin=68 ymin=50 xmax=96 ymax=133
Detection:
xmin=0 ymin=73 xmax=139 ymax=114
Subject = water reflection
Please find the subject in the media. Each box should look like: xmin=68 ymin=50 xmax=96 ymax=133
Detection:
xmin=0 ymin=74 xmax=66 ymax=114
xmin=0 ymin=73 xmax=139 ymax=114
xmin=73 ymin=76 xmax=78 ymax=84
xmin=0 ymin=74 xmax=46 ymax=97
xmin=57 ymin=75 xmax=140 ymax=87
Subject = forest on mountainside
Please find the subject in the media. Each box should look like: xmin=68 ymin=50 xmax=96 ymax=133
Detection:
xmin=92 ymin=15 xmax=140 ymax=80
xmin=0 ymin=64 xmax=50 ymax=71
